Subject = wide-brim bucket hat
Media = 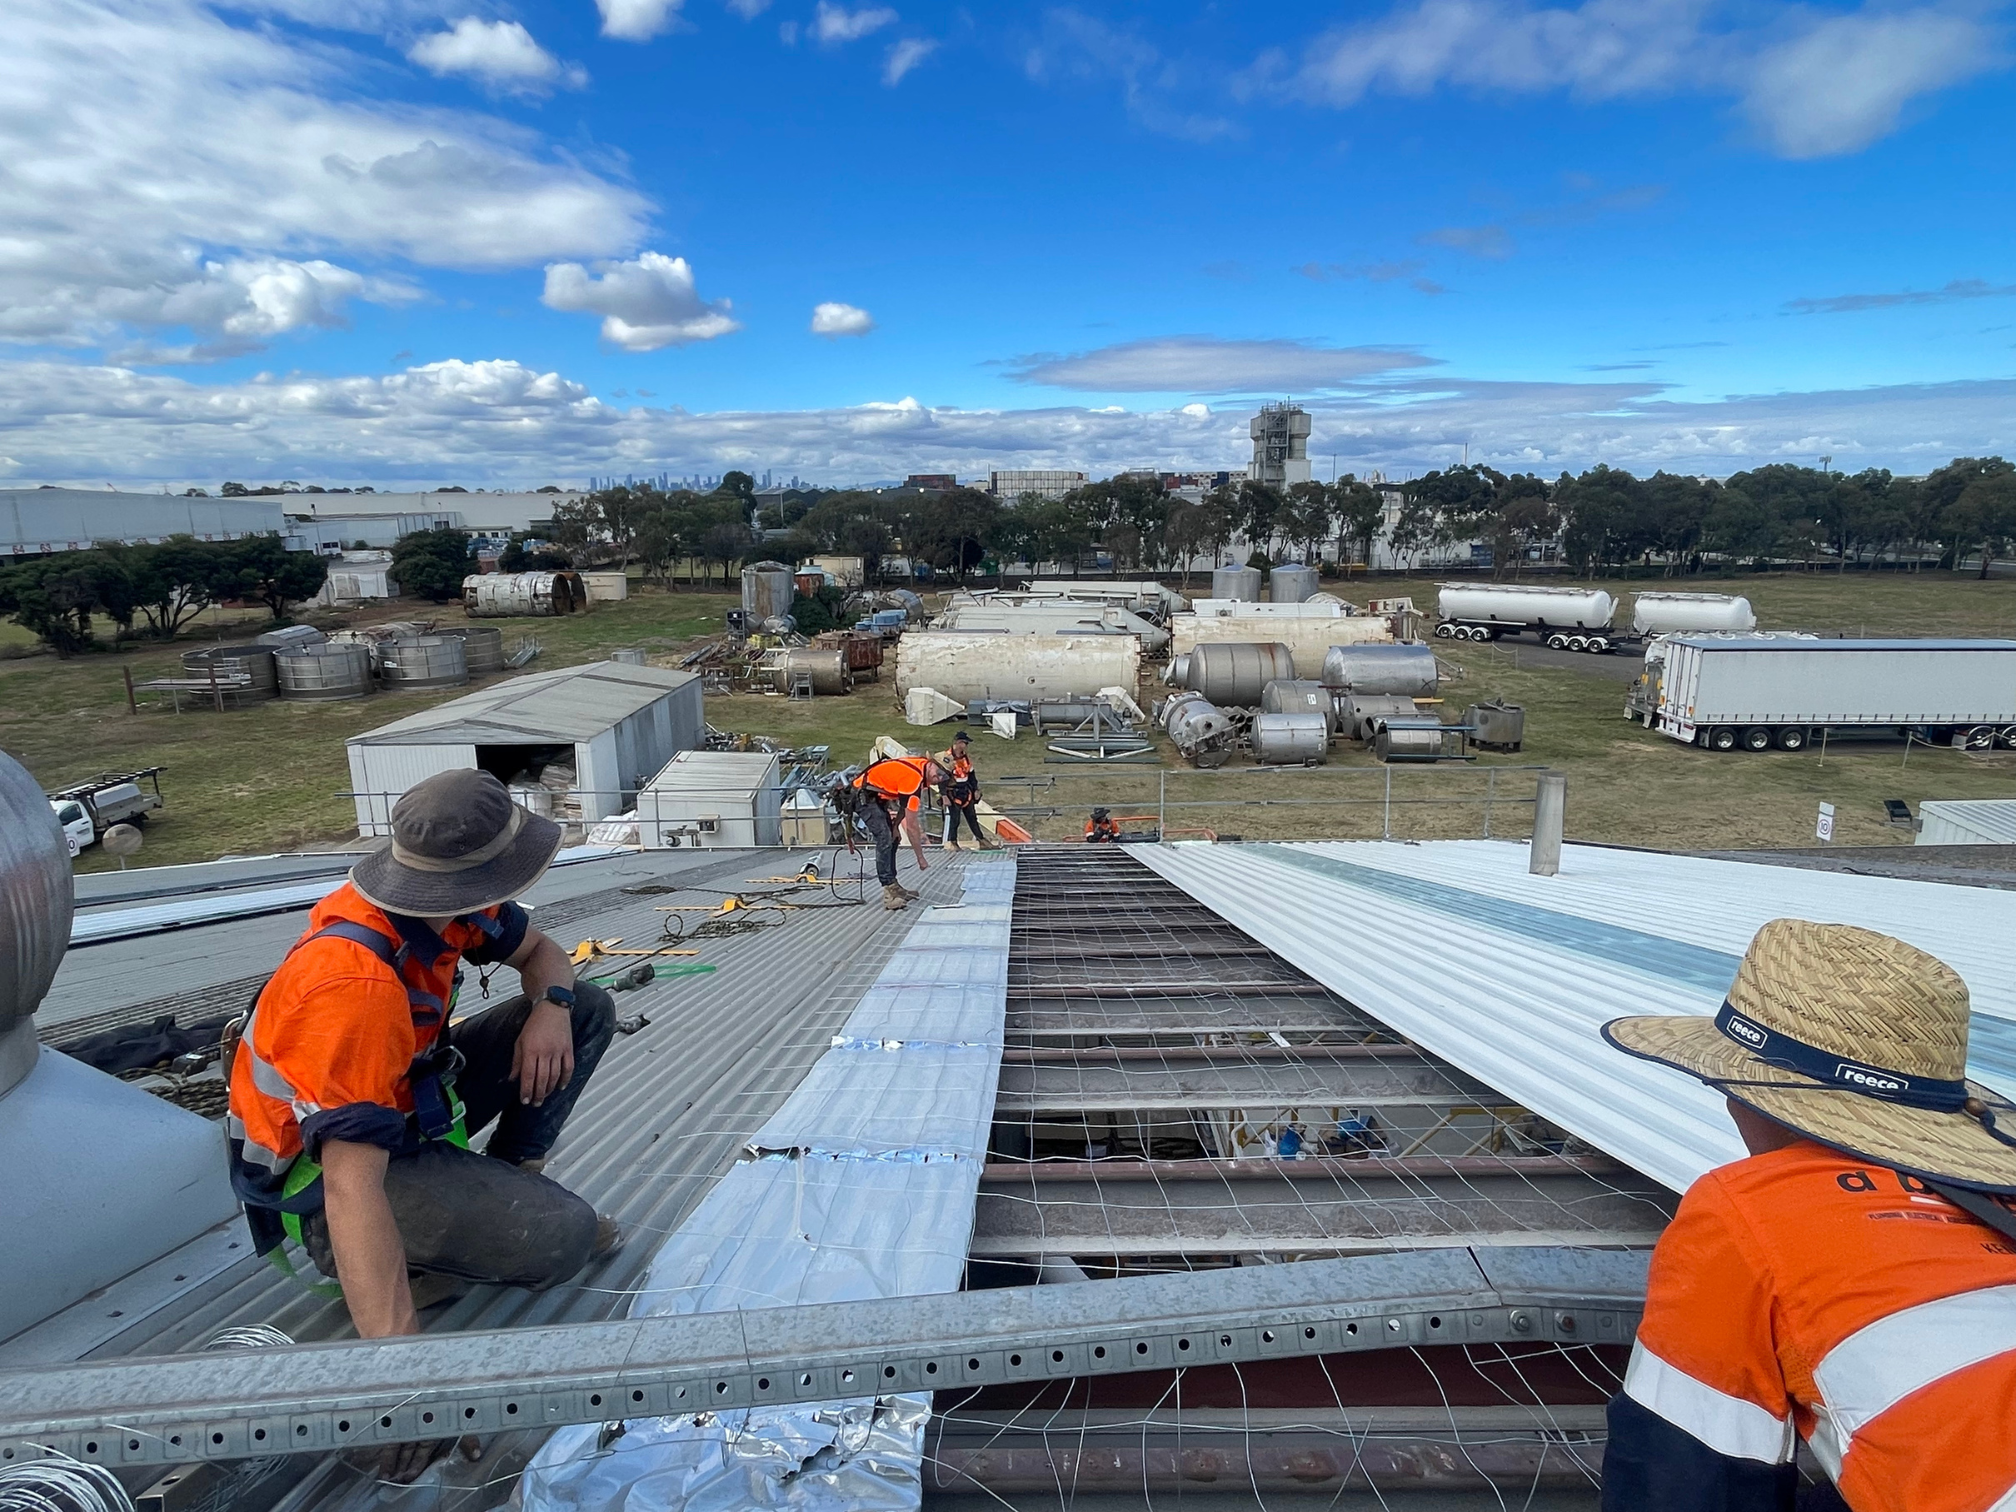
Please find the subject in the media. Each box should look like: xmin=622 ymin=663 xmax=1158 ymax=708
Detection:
xmin=1604 ymin=918 xmax=2016 ymax=1194
xmin=351 ymin=768 xmax=563 ymax=917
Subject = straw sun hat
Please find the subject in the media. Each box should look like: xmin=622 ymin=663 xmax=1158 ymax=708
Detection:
xmin=1604 ymin=919 xmax=2016 ymax=1194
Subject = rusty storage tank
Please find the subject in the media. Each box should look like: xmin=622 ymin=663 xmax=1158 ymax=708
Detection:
xmin=464 ymin=572 xmax=580 ymax=617
xmin=741 ymin=561 xmax=797 ymax=625
xmin=181 ymin=644 xmax=277 ymax=706
xmin=770 ymin=648 xmax=852 ymax=695
xmin=1252 ymin=712 xmax=1329 ymax=765
xmin=1210 ymin=564 xmax=1262 ymax=602
xmin=1178 ymin=642 xmax=1296 ymax=707
xmin=1162 ymin=692 xmax=1236 ymax=767
xmin=378 ymin=635 xmax=469 ymax=691
xmin=1269 ymin=563 xmax=1319 ymax=604
xmin=1260 ymin=678 xmax=1336 ymax=732
xmin=441 ymin=625 xmax=505 ymax=676
xmin=275 ymin=643 xmax=375 ymax=701
xmin=1320 ymin=642 xmax=1439 ymax=698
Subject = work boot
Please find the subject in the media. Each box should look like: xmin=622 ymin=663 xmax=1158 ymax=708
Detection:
xmin=943 ymin=838 xmax=961 ymax=851
xmin=882 ymin=883 xmax=908 ymax=911
xmin=591 ymin=1214 xmax=625 ymax=1262
xmin=897 ymin=881 xmax=922 ymax=900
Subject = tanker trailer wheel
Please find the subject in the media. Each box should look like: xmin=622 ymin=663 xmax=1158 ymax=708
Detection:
xmin=1566 ymin=635 xmax=1589 ymax=652
xmin=1546 ymin=633 xmax=1569 ymax=650
xmin=1708 ymin=727 xmax=1739 ymax=752
xmin=2001 ymin=726 xmax=2016 ymax=749
xmin=1469 ymin=626 xmax=1494 ymax=641
xmin=1742 ymin=727 xmax=1773 ymax=752
xmin=1776 ymin=727 xmax=1808 ymax=751
xmin=1963 ymin=725 xmax=1997 ymax=751
xmin=1586 ymin=636 xmax=1612 ymax=654
xmin=1434 ymin=622 xmax=1457 ymax=638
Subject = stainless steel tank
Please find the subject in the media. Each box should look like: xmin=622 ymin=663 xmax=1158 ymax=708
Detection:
xmin=1375 ymin=719 xmax=1448 ymax=762
xmin=741 ymin=561 xmax=797 ymax=624
xmin=275 ymin=643 xmax=374 ymax=701
xmin=1179 ymin=642 xmax=1296 ymax=707
xmin=770 ymin=647 xmax=852 ymax=695
xmin=1269 ymin=563 xmax=1319 ymax=604
xmin=180 ymin=644 xmax=277 ymax=706
xmin=0 ymin=751 xmax=70 ymax=1095
xmin=1334 ymin=693 xmax=1423 ymax=741
xmin=1465 ymin=700 xmax=1526 ymax=752
xmin=441 ymin=625 xmax=505 ymax=676
xmin=1320 ymin=642 xmax=1439 ymax=698
xmin=1162 ymin=692 xmax=1235 ymax=767
xmin=1251 ymin=712 xmax=1329 ymax=765
xmin=378 ymin=634 xmax=469 ymax=690
xmin=1260 ymin=679 xmax=1336 ymax=732
xmin=1210 ymin=565 xmax=1262 ymax=602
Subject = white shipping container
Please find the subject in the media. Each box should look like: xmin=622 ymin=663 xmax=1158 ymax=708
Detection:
xmin=1655 ymin=638 xmax=2016 ymax=749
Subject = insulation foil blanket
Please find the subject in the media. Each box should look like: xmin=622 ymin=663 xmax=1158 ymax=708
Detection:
xmin=521 ymin=856 xmax=1013 ymax=1512
xmin=1136 ymin=841 xmax=2016 ymax=1196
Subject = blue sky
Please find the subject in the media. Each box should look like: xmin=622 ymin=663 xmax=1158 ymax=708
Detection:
xmin=1 ymin=0 xmax=2011 ymax=487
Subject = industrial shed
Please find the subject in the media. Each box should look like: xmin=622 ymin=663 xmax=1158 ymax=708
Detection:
xmin=1916 ymin=798 xmax=2016 ymax=846
xmin=638 ymin=750 xmax=782 ymax=848
xmin=345 ymin=661 xmax=703 ymax=835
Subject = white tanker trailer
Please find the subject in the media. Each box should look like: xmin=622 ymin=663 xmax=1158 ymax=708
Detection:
xmin=1434 ymin=584 xmax=1617 ymax=652
xmin=1631 ymin=592 xmax=1755 ymax=636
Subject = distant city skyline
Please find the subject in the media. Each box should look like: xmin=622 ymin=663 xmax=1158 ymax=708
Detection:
xmin=0 ymin=0 xmax=2009 ymax=490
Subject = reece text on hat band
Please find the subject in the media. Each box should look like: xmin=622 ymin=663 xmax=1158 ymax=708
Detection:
xmin=390 ymin=804 xmax=527 ymax=875
xmin=1714 ymin=1002 xmax=1970 ymax=1113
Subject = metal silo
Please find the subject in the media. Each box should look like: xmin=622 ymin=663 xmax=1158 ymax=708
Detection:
xmin=442 ymin=625 xmax=505 ymax=675
xmin=378 ymin=635 xmax=469 ymax=690
xmin=741 ymin=561 xmax=797 ymax=623
xmin=180 ymin=644 xmax=278 ymax=706
xmin=275 ymin=643 xmax=375 ymax=701
xmin=1210 ymin=564 xmax=1262 ymax=602
xmin=1269 ymin=563 xmax=1319 ymax=604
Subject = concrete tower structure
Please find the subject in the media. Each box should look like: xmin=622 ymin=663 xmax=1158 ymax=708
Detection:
xmin=1250 ymin=402 xmax=1312 ymax=491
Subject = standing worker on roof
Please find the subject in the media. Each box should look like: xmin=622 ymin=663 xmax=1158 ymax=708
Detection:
xmin=852 ymin=750 xmax=944 ymax=910
xmin=936 ymin=730 xmax=995 ymax=851
xmin=1599 ymin=919 xmax=2016 ymax=1512
xmin=226 ymin=770 xmax=621 ymax=1479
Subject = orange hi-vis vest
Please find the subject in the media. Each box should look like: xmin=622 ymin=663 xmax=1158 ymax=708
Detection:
xmin=856 ymin=755 xmax=931 ymax=811
xmin=1623 ymin=1139 xmax=2016 ymax=1510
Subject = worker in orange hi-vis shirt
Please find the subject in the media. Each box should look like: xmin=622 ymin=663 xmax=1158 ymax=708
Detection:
xmin=1599 ymin=919 xmax=2016 ymax=1512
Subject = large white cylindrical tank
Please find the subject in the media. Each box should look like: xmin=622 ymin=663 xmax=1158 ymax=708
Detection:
xmin=1211 ymin=565 xmax=1262 ymax=601
xmin=1269 ymin=564 xmax=1319 ymax=604
xmin=741 ymin=561 xmax=797 ymax=623
xmin=1438 ymin=583 xmax=1615 ymax=629
xmin=463 ymin=572 xmax=579 ymax=617
xmin=1320 ymin=643 xmax=1440 ymax=698
xmin=1632 ymin=592 xmax=1756 ymax=635
xmin=936 ymin=601 xmax=1168 ymax=651
xmin=895 ymin=632 xmax=1141 ymax=704
xmin=1192 ymin=598 xmax=1345 ymax=618
xmin=1178 ymin=642 xmax=1297 ymax=707
xmin=1252 ymin=712 xmax=1329 ymax=765
xmin=1172 ymin=613 xmax=1391 ymax=673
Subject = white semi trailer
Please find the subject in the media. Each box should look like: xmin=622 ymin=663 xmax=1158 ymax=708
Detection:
xmin=1644 ymin=637 xmax=2016 ymax=752
xmin=1434 ymin=585 xmax=1617 ymax=652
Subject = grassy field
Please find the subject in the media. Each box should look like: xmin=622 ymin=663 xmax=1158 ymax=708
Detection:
xmin=3 ymin=568 xmax=2012 ymax=869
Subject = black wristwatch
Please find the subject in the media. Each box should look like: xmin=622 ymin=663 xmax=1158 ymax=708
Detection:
xmin=541 ymin=985 xmax=577 ymax=1011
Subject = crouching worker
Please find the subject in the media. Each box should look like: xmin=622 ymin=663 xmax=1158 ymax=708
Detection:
xmin=1599 ymin=919 xmax=2016 ymax=1512
xmin=227 ymin=769 xmax=621 ymax=1345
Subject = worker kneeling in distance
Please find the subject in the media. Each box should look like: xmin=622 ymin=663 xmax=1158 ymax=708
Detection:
xmin=1085 ymin=806 xmax=1119 ymax=843
xmin=1599 ymin=919 xmax=2016 ymax=1512
xmin=852 ymin=751 xmax=944 ymax=909
xmin=226 ymin=773 xmax=619 ymax=1430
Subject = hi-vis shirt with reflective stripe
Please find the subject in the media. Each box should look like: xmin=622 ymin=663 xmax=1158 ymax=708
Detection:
xmin=1617 ymin=1141 xmax=2016 ymax=1512
xmin=856 ymin=756 xmax=932 ymax=808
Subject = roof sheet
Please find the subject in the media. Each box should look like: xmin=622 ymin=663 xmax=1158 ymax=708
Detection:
xmin=1670 ymin=637 xmax=2016 ymax=651
xmin=348 ymin=661 xmax=697 ymax=747
xmin=1918 ymin=799 xmax=2016 ymax=846
xmin=642 ymin=751 xmax=780 ymax=798
xmin=1138 ymin=840 xmax=2016 ymax=1196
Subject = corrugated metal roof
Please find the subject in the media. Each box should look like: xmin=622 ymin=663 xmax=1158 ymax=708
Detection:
xmin=348 ymin=662 xmax=697 ymax=747
xmin=642 ymin=751 xmax=780 ymax=799
xmin=1138 ymin=840 xmax=2016 ymax=1196
xmin=1918 ymin=799 xmax=2016 ymax=846
xmin=1671 ymin=637 xmax=2016 ymax=651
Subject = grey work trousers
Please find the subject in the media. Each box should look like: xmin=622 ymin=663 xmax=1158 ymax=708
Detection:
xmin=301 ymin=980 xmax=615 ymax=1289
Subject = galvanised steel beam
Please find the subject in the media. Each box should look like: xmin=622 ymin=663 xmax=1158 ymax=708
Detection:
xmin=994 ymin=1054 xmax=1497 ymax=1113
xmin=0 ymin=1249 xmax=1645 ymax=1471
xmin=971 ymin=1156 xmax=1676 ymax=1256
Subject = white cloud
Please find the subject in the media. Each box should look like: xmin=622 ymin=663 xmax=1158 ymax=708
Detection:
xmin=882 ymin=36 xmax=936 ymax=83
xmin=1010 ymin=337 xmax=1436 ymax=394
xmin=1275 ymin=0 xmax=2005 ymax=158
xmin=1419 ymin=224 xmax=1514 ymax=259
xmin=407 ymin=18 xmax=584 ymax=91
xmin=596 ymin=0 xmax=682 ymax=41
xmin=1744 ymin=10 xmax=1995 ymax=158
xmin=1029 ymin=9 xmax=1236 ymax=142
xmin=542 ymin=253 xmax=741 ymax=351
xmin=725 ymin=0 xmax=769 ymax=15
xmin=814 ymin=1 xmax=896 ymax=44
xmin=3 ymin=358 xmax=2009 ymax=488
xmin=810 ymin=301 xmax=875 ymax=336
xmin=0 ymin=0 xmax=647 ymax=355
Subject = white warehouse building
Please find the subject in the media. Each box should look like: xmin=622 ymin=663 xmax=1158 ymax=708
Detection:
xmin=346 ymin=661 xmax=704 ymax=836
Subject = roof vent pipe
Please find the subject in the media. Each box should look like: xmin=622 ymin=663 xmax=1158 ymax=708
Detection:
xmin=1529 ymin=772 xmax=1566 ymax=876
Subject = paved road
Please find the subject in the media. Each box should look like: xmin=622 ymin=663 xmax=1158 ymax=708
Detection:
xmin=1441 ymin=633 xmax=1646 ymax=683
